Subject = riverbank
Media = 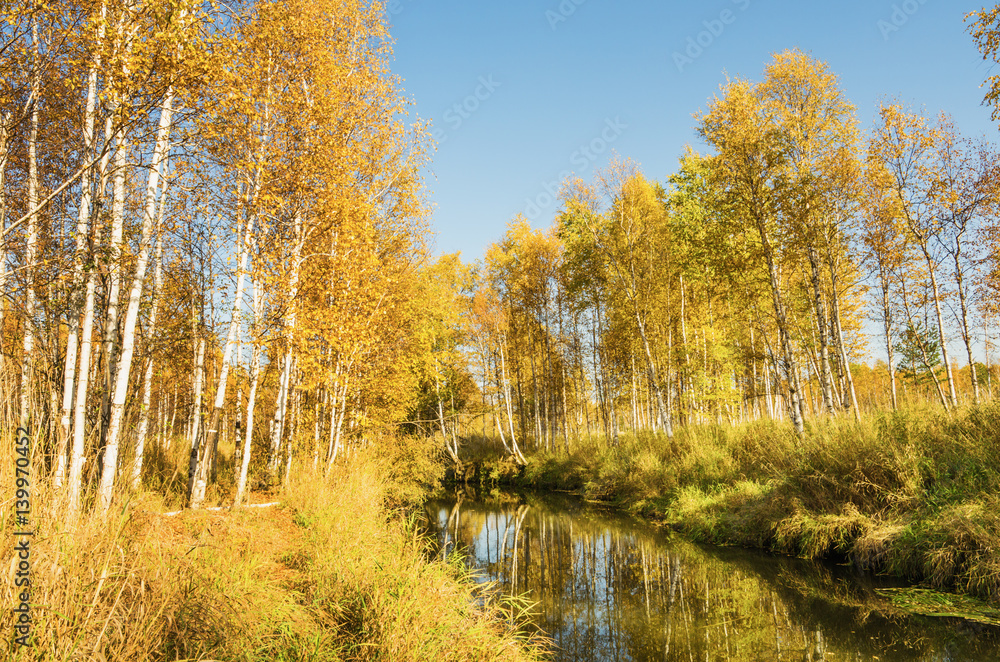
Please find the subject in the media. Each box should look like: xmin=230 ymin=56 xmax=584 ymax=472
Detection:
xmin=467 ymin=403 xmax=1000 ymax=604
xmin=0 ymin=447 xmax=545 ymax=661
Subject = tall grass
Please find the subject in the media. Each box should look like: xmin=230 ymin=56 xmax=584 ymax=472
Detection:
xmin=477 ymin=403 xmax=1000 ymax=603
xmin=0 ymin=432 xmax=545 ymax=661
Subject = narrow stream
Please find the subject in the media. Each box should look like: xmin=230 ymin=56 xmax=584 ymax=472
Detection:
xmin=423 ymin=490 xmax=1000 ymax=662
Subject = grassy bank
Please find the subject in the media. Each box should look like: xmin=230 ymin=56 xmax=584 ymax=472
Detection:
xmin=0 ymin=442 xmax=545 ymax=661
xmin=469 ymin=404 xmax=1000 ymax=603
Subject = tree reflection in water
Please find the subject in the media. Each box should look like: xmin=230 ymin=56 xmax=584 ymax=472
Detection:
xmin=424 ymin=490 xmax=1000 ymax=662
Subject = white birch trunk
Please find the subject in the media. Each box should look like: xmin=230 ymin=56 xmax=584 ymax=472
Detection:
xmin=498 ymin=336 xmax=526 ymax=464
xmin=312 ymin=396 xmax=321 ymax=472
xmin=234 ymin=279 xmax=262 ymax=506
xmin=167 ymin=382 xmax=177 ymax=449
xmin=68 ymin=225 xmax=102 ymax=517
xmin=98 ymin=129 xmax=128 ymax=438
xmin=912 ymin=235 xmax=958 ymax=407
xmin=0 ymin=110 xmax=9 ymax=424
xmin=952 ymin=248 xmax=979 ymax=404
xmin=828 ymin=259 xmax=862 ymax=422
xmin=283 ymin=388 xmax=300 ymax=487
xmin=96 ymin=91 xmax=174 ymax=515
xmin=186 ymin=334 xmax=205 ymax=495
xmin=268 ymin=348 xmax=293 ymax=477
xmin=57 ymin=6 xmax=105 ymax=489
xmin=190 ymin=215 xmax=254 ymax=508
xmin=268 ymin=211 xmax=301 ymax=480
xmin=20 ymin=18 xmax=41 ymax=433
xmin=131 ymin=190 xmax=167 ymax=491
xmin=325 ymin=356 xmax=355 ymax=470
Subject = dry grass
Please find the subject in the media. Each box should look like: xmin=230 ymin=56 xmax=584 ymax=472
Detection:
xmin=478 ymin=402 xmax=1000 ymax=603
xmin=0 ymin=433 xmax=544 ymax=661
xmin=284 ymin=454 xmax=546 ymax=661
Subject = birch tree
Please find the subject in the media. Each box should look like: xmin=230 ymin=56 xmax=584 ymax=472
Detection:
xmin=871 ymin=104 xmax=959 ymax=408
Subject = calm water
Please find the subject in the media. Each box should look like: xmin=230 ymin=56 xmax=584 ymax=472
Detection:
xmin=423 ymin=490 xmax=1000 ymax=662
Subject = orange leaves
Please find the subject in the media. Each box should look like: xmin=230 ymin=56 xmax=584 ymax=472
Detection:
xmin=968 ymin=7 xmax=1000 ymax=122
xmin=869 ymin=103 xmax=999 ymax=252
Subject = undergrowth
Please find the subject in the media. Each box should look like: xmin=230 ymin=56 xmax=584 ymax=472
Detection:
xmin=0 ymin=433 xmax=545 ymax=661
xmin=468 ymin=403 xmax=1000 ymax=603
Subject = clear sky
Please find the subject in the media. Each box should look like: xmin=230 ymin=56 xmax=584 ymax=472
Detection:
xmin=389 ymin=0 xmax=998 ymax=263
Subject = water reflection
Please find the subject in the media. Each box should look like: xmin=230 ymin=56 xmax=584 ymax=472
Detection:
xmin=424 ymin=490 xmax=1000 ymax=662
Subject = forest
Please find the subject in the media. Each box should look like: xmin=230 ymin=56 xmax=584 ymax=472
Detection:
xmin=4 ymin=0 xmax=1000 ymax=659
xmin=426 ymin=53 xmax=1000 ymax=460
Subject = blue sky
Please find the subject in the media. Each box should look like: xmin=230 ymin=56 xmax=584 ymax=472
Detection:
xmin=389 ymin=0 xmax=997 ymax=263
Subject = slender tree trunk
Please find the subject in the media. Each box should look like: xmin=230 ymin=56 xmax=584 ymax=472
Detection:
xmin=529 ymin=327 xmax=541 ymax=447
xmin=167 ymin=382 xmax=177 ymax=449
xmin=877 ymin=266 xmax=898 ymax=410
xmin=131 ymin=197 xmax=167 ymax=492
xmin=268 ymin=210 xmax=301 ymax=480
xmin=0 ymin=110 xmax=10 ymax=428
xmin=58 ymin=7 xmax=105 ymax=489
xmin=234 ymin=280 xmax=262 ymax=506
xmin=191 ymin=216 xmax=255 ymax=508
xmin=99 ymin=130 xmax=128 ymax=443
xmin=68 ymin=226 xmax=101 ymax=518
xmin=630 ymin=354 xmax=638 ymax=432
xmin=156 ymin=398 xmax=164 ymax=453
xmin=900 ymin=277 xmax=948 ymax=409
xmin=312 ymin=394 xmax=321 ymax=472
xmin=498 ymin=336 xmax=525 ymax=464
xmin=763 ymin=348 xmax=774 ymax=419
xmin=759 ymin=226 xmax=805 ymax=437
xmin=807 ymin=247 xmax=836 ymax=414
xmin=680 ymin=274 xmax=693 ymax=419
xmin=829 ymin=283 xmax=860 ymax=421
xmin=20 ymin=18 xmax=41 ymax=433
xmin=561 ymin=362 xmax=570 ymax=452
xmin=97 ymin=91 xmax=174 ymax=515
xmin=543 ymin=300 xmax=555 ymax=450
xmin=919 ymin=244 xmax=958 ymax=407
xmin=636 ymin=315 xmax=673 ymax=438
xmin=557 ymin=294 xmax=570 ymax=452
xmin=666 ymin=325 xmax=675 ymax=431
xmin=186 ymin=334 xmax=205 ymax=495
xmin=592 ymin=306 xmax=608 ymax=440
xmin=283 ymin=388 xmax=299 ymax=487
xmin=952 ymin=249 xmax=979 ymax=403
xmin=985 ymin=316 xmax=994 ymax=400
xmin=435 ymin=361 xmax=459 ymax=465
xmin=234 ymin=330 xmax=244 ymax=472
xmin=328 ymin=369 xmax=350 ymax=467
xmin=324 ymin=360 xmax=342 ymax=467
xmin=268 ymin=349 xmax=293 ymax=478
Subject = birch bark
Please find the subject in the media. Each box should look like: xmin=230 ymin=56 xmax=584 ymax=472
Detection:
xmin=234 ymin=278 xmax=262 ymax=506
xmin=132 ymin=186 xmax=168 ymax=491
xmin=19 ymin=17 xmax=41 ymax=432
xmin=97 ymin=91 xmax=174 ymax=515
xmin=190 ymin=213 xmax=255 ymax=508
xmin=57 ymin=4 xmax=105 ymax=488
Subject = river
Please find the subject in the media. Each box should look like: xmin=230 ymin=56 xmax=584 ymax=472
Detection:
xmin=423 ymin=489 xmax=1000 ymax=662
